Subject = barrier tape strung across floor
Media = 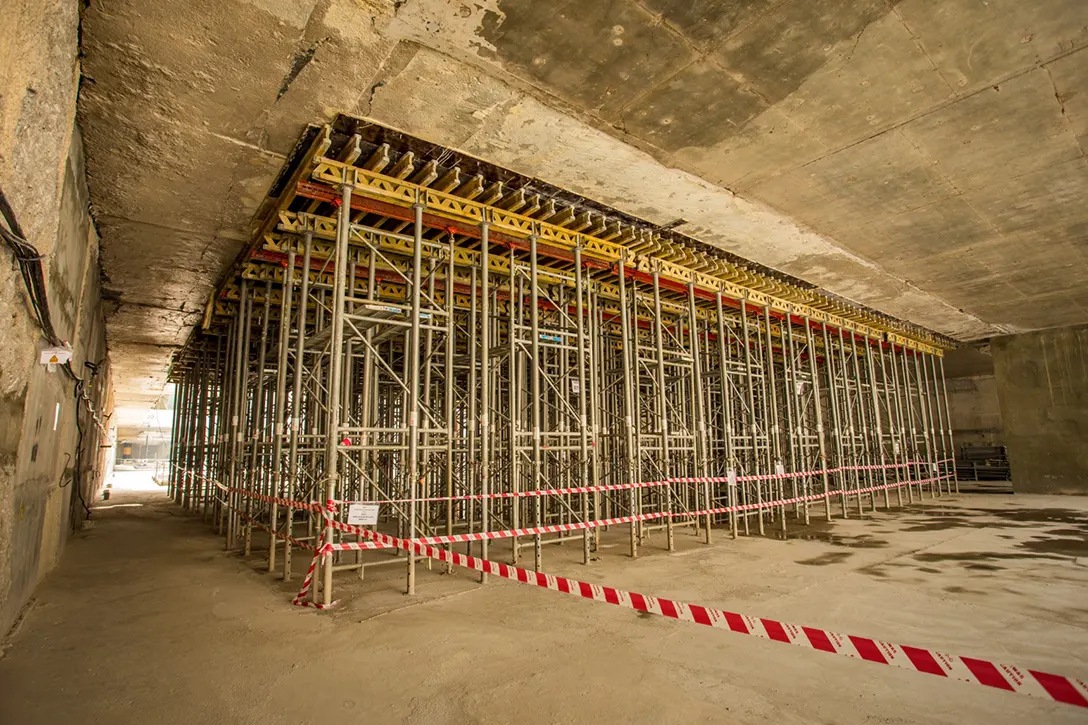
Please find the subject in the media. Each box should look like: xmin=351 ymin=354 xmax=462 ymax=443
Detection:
xmin=324 ymin=475 xmax=952 ymax=551
xmin=682 ymin=474 xmax=951 ymax=520
xmin=180 ymin=464 xmax=955 ymax=593
xmin=242 ymin=512 xmax=318 ymax=552
xmin=169 ymin=464 xmax=320 ymax=512
xmin=182 ymin=465 xmax=952 ymax=553
xmin=177 ymin=460 xmax=951 ymax=523
xmin=178 ymin=467 xmax=1088 ymax=707
xmin=332 ymin=459 xmax=954 ymax=506
xmin=306 ymin=501 xmax=1088 ymax=710
xmin=293 ymin=476 xmax=949 ymax=601
xmin=171 ymin=460 xmax=952 ymax=514
xmin=291 ymin=502 xmax=339 ymax=610
xmin=206 ymin=483 xmax=321 ymax=552
xmin=291 ymin=552 xmax=333 ymax=609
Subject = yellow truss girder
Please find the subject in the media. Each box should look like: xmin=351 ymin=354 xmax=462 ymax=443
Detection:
xmin=309 ymin=159 xmax=942 ymax=355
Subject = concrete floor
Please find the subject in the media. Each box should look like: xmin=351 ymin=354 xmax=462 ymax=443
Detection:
xmin=1 ymin=489 xmax=1086 ymax=724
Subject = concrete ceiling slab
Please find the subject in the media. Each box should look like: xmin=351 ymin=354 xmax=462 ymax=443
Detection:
xmin=900 ymin=70 xmax=1081 ymax=194
xmin=257 ymin=0 xmax=398 ymax=154
xmin=637 ymin=0 xmax=774 ymax=50
xmin=765 ymin=130 xmax=958 ymax=228
xmin=106 ymin=305 xmax=197 ymax=349
xmin=79 ymin=110 xmax=269 ymax=238
xmin=1047 ymin=52 xmax=1088 ymax=151
xmin=768 ymin=9 xmax=953 ymax=157
xmin=965 ymin=291 xmax=1085 ymax=331
xmin=624 ymin=60 xmax=768 ymax=151
xmin=474 ymin=0 xmax=697 ymax=115
xmin=77 ymin=0 xmax=1088 ymax=407
xmin=711 ymin=0 xmax=891 ymax=108
xmin=893 ymin=0 xmax=1088 ymax=90
xmin=108 ymin=341 xmax=179 ymax=407
xmin=670 ymin=106 xmax=829 ymax=190
xmin=368 ymin=46 xmax=521 ymax=149
xmin=960 ymin=159 xmax=1087 ymax=236
xmin=94 ymin=219 xmax=225 ymax=308
xmin=80 ymin=0 xmax=320 ymax=142
xmin=855 ymin=195 xmax=998 ymax=261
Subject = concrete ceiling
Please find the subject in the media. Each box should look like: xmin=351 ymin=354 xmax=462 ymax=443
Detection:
xmin=78 ymin=0 xmax=1088 ymax=407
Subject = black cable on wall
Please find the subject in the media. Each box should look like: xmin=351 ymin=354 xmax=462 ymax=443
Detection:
xmin=1 ymin=183 xmax=106 ymax=525
xmin=0 ymin=186 xmax=65 ymax=347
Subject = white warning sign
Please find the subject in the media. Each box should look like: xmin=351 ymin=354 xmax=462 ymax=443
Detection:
xmin=40 ymin=346 xmax=72 ymax=366
xmin=346 ymin=503 xmax=379 ymax=526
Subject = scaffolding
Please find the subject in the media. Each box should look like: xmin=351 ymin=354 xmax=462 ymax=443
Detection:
xmin=166 ymin=121 xmax=957 ymax=607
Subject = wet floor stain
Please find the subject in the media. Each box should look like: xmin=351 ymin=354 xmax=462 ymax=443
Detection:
xmin=754 ymin=500 xmax=1088 ymax=575
xmin=1019 ymin=536 xmax=1088 ymax=557
xmin=886 ymin=505 xmax=1088 ymax=543
xmin=785 ymin=532 xmax=889 ymax=549
xmin=1045 ymin=527 xmax=1087 ymax=537
xmin=980 ymin=507 xmax=1088 ymax=526
xmin=770 ymin=517 xmax=889 ymax=551
xmin=900 ymin=518 xmax=971 ymax=532
xmin=964 ymin=562 xmax=1004 ymax=571
xmin=795 ymin=551 xmax=853 ymax=566
xmin=913 ymin=551 xmax=1067 ymax=564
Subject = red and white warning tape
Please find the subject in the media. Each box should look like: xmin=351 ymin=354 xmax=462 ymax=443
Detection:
xmin=177 ymin=466 xmax=1088 ymax=708
xmin=323 ymin=475 xmax=953 ymax=551
xmin=682 ymin=474 xmax=950 ymax=519
xmin=338 ymin=477 xmax=676 ymax=506
xmin=291 ymin=536 xmax=336 ymax=610
xmin=242 ymin=513 xmax=318 ymax=552
xmin=172 ymin=460 xmax=953 ymax=512
xmin=334 ymin=459 xmax=946 ymax=506
xmin=291 ymin=505 xmax=339 ymax=610
xmin=325 ymin=510 xmax=664 ymax=550
xmin=309 ymin=504 xmax=1088 ymax=709
xmin=185 ymin=465 xmax=951 ymax=555
xmin=207 ymin=480 xmax=321 ymax=552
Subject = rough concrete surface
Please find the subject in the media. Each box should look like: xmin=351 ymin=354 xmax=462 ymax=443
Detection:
xmin=0 ymin=1 xmax=113 ymax=636
xmin=76 ymin=0 xmax=1088 ymax=409
xmin=2 ymin=488 xmax=1086 ymax=724
xmin=992 ymin=324 xmax=1088 ymax=494
xmin=946 ymin=375 xmax=1003 ymax=449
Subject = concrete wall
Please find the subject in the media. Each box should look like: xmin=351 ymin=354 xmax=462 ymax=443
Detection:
xmin=0 ymin=1 xmax=113 ymax=635
xmin=992 ymin=325 xmax=1088 ymax=494
xmin=946 ymin=376 xmax=1003 ymax=449
xmin=942 ymin=346 xmax=1003 ymax=450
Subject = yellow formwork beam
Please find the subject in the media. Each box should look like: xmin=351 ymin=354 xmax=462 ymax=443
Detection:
xmin=308 ymin=158 xmax=944 ymax=355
